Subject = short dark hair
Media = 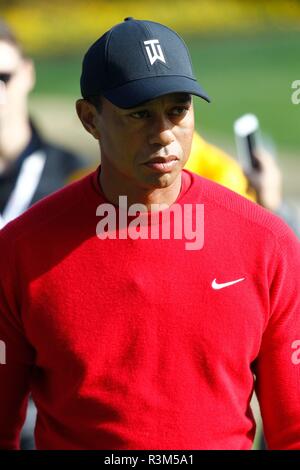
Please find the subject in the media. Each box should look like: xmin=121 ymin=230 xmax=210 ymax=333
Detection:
xmin=85 ymin=95 xmax=102 ymax=113
xmin=0 ymin=19 xmax=25 ymax=57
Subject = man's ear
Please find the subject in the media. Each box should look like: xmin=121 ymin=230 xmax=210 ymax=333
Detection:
xmin=76 ymin=99 xmax=100 ymax=140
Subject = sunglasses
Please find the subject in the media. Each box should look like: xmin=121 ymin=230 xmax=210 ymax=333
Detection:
xmin=0 ymin=72 xmax=14 ymax=84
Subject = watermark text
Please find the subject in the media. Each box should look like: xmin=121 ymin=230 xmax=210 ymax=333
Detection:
xmin=0 ymin=340 xmax=6 ymax=365
xmin=96 ymin=197 xmax=204 ymax=251
xmin=291 ymin=340 xmax=300 ymax=365
xmin=291 ymin=80 xmax=300 ymax=104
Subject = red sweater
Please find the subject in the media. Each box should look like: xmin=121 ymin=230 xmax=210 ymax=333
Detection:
xmin=0 ymin=169 xmax=299 ymax=450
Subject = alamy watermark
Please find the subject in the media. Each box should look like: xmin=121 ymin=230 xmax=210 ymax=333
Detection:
xmin=291 ymin=340 xmax=300 ymax=365
xmin=0 ymin=340 xmax=6 ymax=365
xmin=96 ymin=196 xmax=204 ymax=251
xmin=291 ymin=80 xmax=300 ymax=104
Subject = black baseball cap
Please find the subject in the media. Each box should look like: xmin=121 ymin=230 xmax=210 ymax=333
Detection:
xmin=80 ymin=17 xmax=210 ymax=109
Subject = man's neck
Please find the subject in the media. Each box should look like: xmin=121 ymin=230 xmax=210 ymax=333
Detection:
xmin=0 ymin=117 xmax=31 ymax=173
xmin=99 ymin=167 xmax=182 ymax=211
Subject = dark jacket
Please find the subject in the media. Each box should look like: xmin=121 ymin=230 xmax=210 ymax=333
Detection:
xmin=0 ymin=122 xmax=85 ymax=224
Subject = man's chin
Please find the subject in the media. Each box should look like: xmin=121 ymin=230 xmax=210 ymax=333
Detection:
xmin=141 ymin=168 xmax=181 ymax=190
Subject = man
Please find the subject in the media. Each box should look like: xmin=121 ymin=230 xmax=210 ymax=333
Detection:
xmin=0 ymin=17 xmax=299 ymax=450
xmin=0 ymin=20 xmax=84 ymax=229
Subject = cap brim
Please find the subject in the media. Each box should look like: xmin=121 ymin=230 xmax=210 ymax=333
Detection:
xmin=103 ymin=76 xmax=210 ymax=108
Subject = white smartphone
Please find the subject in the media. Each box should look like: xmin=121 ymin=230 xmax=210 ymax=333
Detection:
xmin=233 ymin=114 xmax=261 ymax=172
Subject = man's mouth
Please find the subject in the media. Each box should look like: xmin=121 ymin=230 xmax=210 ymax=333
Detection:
xmin=143 ymin=155 xmax=179 ymax=173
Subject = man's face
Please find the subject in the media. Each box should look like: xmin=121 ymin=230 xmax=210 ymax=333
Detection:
xmin=0 ymin=41 xmax=34 ymax=116
xmin=93 ymin=92 xmax=194 ymax=191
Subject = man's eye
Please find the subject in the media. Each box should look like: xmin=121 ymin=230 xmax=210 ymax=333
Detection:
xmin=170 ymin=106 xmax=188 ymax=116
xmin=129 ymin=110 xmax=150 ymax=119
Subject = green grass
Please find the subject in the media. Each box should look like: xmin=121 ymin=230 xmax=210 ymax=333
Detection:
xmin=32 ymin=30 xmax=300 ymax=154
xmin=189 ymin=31 xmax=300 ymax=154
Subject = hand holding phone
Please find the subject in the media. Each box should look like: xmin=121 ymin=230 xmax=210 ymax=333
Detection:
xmin=233 ymin=114 xmax=261 ymax=172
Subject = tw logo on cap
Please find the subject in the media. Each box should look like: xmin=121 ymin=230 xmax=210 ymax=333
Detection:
xmin=143 ymin=39 xmax=166 ymax=66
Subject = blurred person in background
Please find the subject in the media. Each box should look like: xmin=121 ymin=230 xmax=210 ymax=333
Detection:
xmin=0 ymin=19 xmax=85 ymax=230
xmin=0 ymin=19 xmax=86 ymax=449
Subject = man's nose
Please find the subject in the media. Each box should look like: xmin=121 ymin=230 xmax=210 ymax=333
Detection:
xmin=0 ymin=81 xmax=7 ymax=105
xmin=148 ymin=115 xmax=175 ymax=146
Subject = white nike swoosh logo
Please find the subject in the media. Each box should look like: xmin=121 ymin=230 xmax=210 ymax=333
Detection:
xmin=212 ymin=277 xmax=245 ymax=290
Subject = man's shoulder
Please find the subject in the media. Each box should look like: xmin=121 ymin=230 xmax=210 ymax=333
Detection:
xmin=188 ymin=170 xmax=296 ymax=242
